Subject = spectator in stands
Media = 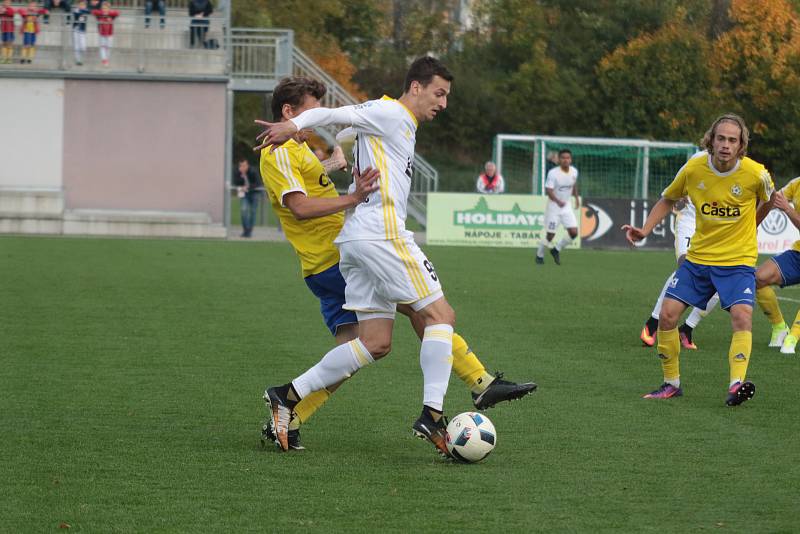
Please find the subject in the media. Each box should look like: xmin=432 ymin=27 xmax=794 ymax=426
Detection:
xmin=1 ymin=0 xmax=16 ymax=64
xmin=188 ymin=0 xmax=212 ymax=48
xmin=87 ymin=0 xmax=102 ymax=11
xmin=476 ymin=161 xmax=505 ymax=194
xmin=19 ymin=1 xmax=47 ymax=64
xmin=92 ymin=1 xmax=118 ymax=67
xmin=144 ymin=0 xmax=164 ymax=29
xmin=71 ymin=0 xmax=89 ymax=65
xmin=233 ymin=158 xmax=263 ymax=238
xmin=43 ymin=0 xmax=69 ymax=24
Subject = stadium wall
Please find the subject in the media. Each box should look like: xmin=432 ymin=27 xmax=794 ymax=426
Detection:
xmin=0 ymin=77 xmax=227 ymax=238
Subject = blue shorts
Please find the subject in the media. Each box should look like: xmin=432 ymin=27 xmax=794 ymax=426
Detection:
xmin=770 ymin=249 xmax=800 ymax=287
xmin=2 ymin=32 xmax=13 ymax=43
xmin=665 ymin=260 xmax=755 ymax=310
xmin=305 ymin=263 xmax=358 ymax=335
xmin=23 ymin=33 xmax=35 ymax=46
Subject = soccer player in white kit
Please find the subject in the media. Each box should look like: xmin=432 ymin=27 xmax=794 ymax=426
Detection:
xmin=536 ymin=149 xmax=580 ymax=265
xmin=255 ymin=57 xmax=460 ymax=458
xmin=639 ymin=197 xmax=720 ymax=349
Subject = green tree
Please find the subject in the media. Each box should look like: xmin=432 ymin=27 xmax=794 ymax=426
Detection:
xmin=596 ymin=13 xmax=715 ymax=141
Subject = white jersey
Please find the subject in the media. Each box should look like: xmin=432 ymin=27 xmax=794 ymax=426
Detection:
xmin=290 ymin=96 xmax=417 ymax=243
xmin=674 ymin=198 xmax=696 ymax=258
xmin=545 ymin=165 xmax=578 ymax=205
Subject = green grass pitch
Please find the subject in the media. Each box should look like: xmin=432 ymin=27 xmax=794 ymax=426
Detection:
xmin=2 ymin=236 xmax=799 ymax=531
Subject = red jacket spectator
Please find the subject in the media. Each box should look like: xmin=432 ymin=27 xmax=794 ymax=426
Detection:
xmin=0 ymin=5 xmax=16 ymax=34
xmin=19 ymin=8 xmax=47 ymax=35
xmin=92 ymin=7 xmax=118 ymax=36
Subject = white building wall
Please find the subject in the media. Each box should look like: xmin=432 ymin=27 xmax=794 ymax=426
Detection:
xmin=0 ymin=78 xmax=64 ymax=190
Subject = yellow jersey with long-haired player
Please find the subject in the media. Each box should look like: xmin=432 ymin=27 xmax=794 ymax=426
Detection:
xmin=661 ymin=151 xmax=774 ymax=267
xmin=779 ymin=176 xmax=800 ymax=252
xmin=260 ymin=139 xmax=343 ymax=277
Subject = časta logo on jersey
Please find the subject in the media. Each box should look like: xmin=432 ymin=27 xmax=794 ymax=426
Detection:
xmin=700 ymin=201 xmax=741 ymax=217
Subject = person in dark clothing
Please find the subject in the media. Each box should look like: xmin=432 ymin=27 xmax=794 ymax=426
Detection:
xmin=144 ymin=0 xmax=165 ymax=29
xmin=43 ymin=0 xmax=70 ymax=24
xmin=233 ymin=159 xmax=263 ymax=238
xmin=188 ymin=0 xmax=212 ymax=48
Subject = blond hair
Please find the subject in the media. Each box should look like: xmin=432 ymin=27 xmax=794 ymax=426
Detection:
xmin=701 ymin=113 xmax=749 ymax=159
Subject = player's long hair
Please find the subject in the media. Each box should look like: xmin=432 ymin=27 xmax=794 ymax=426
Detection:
xmin=701 ymin=113 xmax=749 ymax=159
xmin=271 ymin=77 xmax=327 ymax=121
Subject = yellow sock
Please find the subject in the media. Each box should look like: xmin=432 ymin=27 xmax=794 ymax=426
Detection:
xmin=657 ymin=327 xmax=681 ymax=383
xmin=790 ymin=309 xmax=800 ymax=338
xmin=291 ymin=388 xmax=331 ymax=427
xmin=451 ymin=333 xmax=494 ymax=394
xmin=29 ymin=47 xmax=35 ymax=61
xmin=729 ymin=330 xmax=752 ymax=384
xmin=756 ymin=286 xmax=785 ymax=326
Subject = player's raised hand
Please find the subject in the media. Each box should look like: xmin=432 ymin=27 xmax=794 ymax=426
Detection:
xmin=253 ymin=119 xmax=299 ymax=152
xmin=353 ymin=166 xmax=380 ymax=203
xmin=621 ymin=224 xmax=646 ymax=245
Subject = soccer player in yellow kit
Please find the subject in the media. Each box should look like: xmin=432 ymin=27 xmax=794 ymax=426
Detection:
xmin=754 ymin=177 xmax=800 ymax=353
xmin=258 ymin=76 xmax=536 ymax=451
xmin=623 ymin=113 xmax=776 ymax=406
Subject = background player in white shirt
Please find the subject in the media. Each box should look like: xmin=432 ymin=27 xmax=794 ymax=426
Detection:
xmin=639 ymin=197 xmax=719 ymax=350
xmin=256 ymin=57 xmax=465 ymax=458
xmin=537 ymin=149 xmax=579 ymax=265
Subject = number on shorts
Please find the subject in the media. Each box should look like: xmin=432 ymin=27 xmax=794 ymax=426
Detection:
xmin=423 ymin=260 xmax=438 ymax=281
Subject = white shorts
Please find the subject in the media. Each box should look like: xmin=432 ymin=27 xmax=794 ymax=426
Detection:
xmin=338 ymin=236 xmax=444 ymax=319
xmin=544 ymin=202 xmax=577 ymax=233
xmin=674 ymin=212 xmax=695 ymax=260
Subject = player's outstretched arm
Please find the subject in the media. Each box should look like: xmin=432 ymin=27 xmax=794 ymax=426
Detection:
xmin=621 ymin=197 xmax=675 ymax=245
xmin=283 ymin=167 xmax=380 ymax=221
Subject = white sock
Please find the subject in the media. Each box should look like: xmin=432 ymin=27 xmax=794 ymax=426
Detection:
xmin=537 ymin=239 xmax=548 ymax=258
xmin=292 ymin=339 xmax=373 ymax=398
xmin=651 ymin=271 xmax=676 ymax=319
xmin=555 ymin=236 xmax=573 ymax=251
xmin=685 ymin=293 xmax=719 ymax=328
xmin=420 ymin=324 xmax=454 ymax=411
xmin=666 ymin=378 xmax=681 ymax=387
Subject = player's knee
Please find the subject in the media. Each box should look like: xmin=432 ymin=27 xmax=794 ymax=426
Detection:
xmin=428 ymin=303 xmax=455 ymax=327
xmin=658 ymin=309 xmax=679 ymax=330
xmin=755 ymin=269 xmax=775 ymax=288
xmin=730 ymin=307 xmax=753 ymax=331
xmin=361 ymin=337 xmax=391 ymax=359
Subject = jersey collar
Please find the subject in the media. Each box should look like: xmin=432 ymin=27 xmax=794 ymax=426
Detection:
xmin=706 ymin=153 xmax=741 ymax=177
xmin=382 ymin=95 xmax=418 ymax=127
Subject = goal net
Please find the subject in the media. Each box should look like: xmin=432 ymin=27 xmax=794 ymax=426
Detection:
xmin=493 ymin=135 xmax=697 ymax=198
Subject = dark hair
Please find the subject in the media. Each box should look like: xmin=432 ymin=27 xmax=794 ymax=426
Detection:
xmin=271 ymin=77 xmax=327 ymax=121
xmin=701 ymin=113 xmax=749 ymax=158
xmin=558 ymin=149 xmax=572 ymax=157
xmin=238 ymin=158 xmax=249 ymax=164
xmin=403 ymin=56 xmax=453 ymax=93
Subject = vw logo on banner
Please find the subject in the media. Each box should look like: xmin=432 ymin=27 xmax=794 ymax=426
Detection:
xmin=762 ymin=209 xmax=788 ymax=235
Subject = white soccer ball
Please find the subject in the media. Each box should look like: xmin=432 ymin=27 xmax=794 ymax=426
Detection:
xmin=445 ymin=412 xmax=497 ymax=463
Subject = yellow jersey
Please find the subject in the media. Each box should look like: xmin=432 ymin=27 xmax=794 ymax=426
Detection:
xmin=780 ymin=177 xmax=800 ymax=252
xmin=260 ymin=139 xmax=343 ymax=277
xmin=662 ymin=151 xmax=774 ymax=267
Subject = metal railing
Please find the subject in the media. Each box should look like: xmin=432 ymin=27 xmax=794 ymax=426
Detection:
xmin=229 ymin=28 xmax=292 ymax=81
xmin=0 ymin=14 xmax=226 ymax=76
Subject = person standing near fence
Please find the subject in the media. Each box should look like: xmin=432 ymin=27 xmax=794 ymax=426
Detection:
xmin=476 ymin=161 xmax=505 ymax=194
xmin=1 ymin=0 xmax=17 ymax=64
xmin=19 ymin=1 xmax=47 ymax=64
xmin=233 ymin=158 xmax=263 ymax=238
xmin=144 ymin=0 xmax=165 ymax=29
xmin=71 ymin=0 xmax=89 ymax=65
xmin=92 ymin=1 xmax=117 ymax=67
xmin=188 ymin=0 xmax=212 ymax=48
